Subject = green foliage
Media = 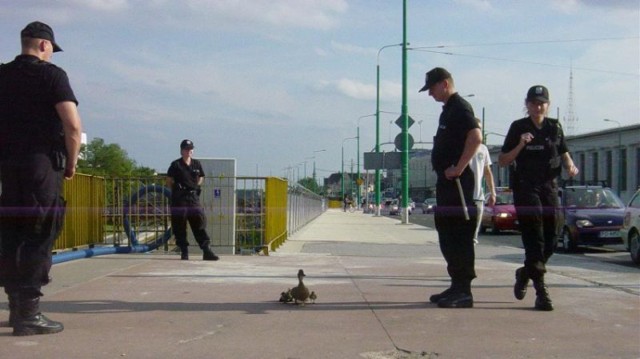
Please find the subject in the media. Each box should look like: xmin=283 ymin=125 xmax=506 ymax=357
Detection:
xmin=77 ymin=138 xmax=156 ymax=177
xmin=298 ymin=177 xmax=324 ymax=195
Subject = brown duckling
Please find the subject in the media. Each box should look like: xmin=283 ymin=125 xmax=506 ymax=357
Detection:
xmin=290 ymin=269 xmax=310 ymax=305
xmin=279 ymin=289 xmax=293 ymax=303
xmin=309 ymin=291 xmax=317 ymax=303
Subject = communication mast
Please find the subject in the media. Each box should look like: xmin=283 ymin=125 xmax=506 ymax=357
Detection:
xmin=563 ymin=66 xmax=578 ymax=136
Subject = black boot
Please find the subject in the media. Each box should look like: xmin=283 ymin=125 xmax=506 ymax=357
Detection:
xmin=437 ymin=280 xmax=473 ymax=308
xmin=429 ymin=286 xmax=453 ymax=304
xmin=533 ymin=279 xmax=554 ymax=311
xmin=1 ymin=293 xmax=19 ymax=328
xmin=180 ymin=246 xmax=189 ymax=260
xmin=202 ymin=247 xmax=219 ymax=261
xmin=8 ymin=293 xmax=19 ymax=327
xmin=514 ymin=267 xmax=529 ymax=300
xmin=13 ymin=297 xmax=64 ymax=336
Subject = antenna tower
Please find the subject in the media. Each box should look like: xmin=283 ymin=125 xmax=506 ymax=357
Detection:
xmin=563 ymin=66 xmax=578 ymax=136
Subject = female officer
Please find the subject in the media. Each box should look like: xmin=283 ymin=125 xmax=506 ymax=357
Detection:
xmin=498 ymin=85 xmax=579 ymax=311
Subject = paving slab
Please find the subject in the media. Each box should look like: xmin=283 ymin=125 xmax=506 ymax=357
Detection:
xmin=0 ymin=209 xmax=637 ymax=359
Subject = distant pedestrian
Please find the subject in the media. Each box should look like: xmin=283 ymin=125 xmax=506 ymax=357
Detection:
xmin=419 ymin=67 xmax=482 ymax=308
xmin=0 ymin=21 xmax=83 ymax=336
xmin=469 ymin=119 xmax=496 ymax=244
xmin=166 ymin=139 xmax=219 ymax=261
xmin=498 ymin=85 xmax=579 ymax=311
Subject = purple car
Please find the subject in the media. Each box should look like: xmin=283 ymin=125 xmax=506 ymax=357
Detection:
xmin=557 ymin=185 xmax=625 ymax=252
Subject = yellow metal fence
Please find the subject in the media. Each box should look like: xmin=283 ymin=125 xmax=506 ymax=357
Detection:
xmin=54 ymin=174 xmax=321 ymax=255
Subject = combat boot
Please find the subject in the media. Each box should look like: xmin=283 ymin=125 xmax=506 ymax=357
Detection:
xmin=533 ymin=279 xmax=554 ymax=311
xmin=429 ymin=286 xmax=453 ymax=304
xmin=8 ymin=293 xmax=19 ymax=327
xmin=437 ymin=280 xmax=473 ymax=308
xmin=180 ymin=246 xmax=189 ymax=260
xmin=13 ymin=297 xmax=64 ymax=336
xmin=202 ymin=247 xmax=219 ymax=261
xmin=2 ymin=293 xmax=19 ymax=328
xmin=514 ymin=267 xmax=529 ymax=300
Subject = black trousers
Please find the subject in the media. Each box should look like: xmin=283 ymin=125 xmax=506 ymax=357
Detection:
xmin=513 ymin=180 xmax=560 ymax=281
xmin=0 ymin=154 xmax=66 ymax=298
xmin=170 ymin=197 xmax=211 ymax=250
xmin=433 ymin=170 xmax=478 ymax=287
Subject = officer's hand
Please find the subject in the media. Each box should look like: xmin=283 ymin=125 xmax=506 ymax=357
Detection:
xmin=444 ymin=166 xmax=460 ymax=180
xmin=520 ymin=132 xmax=534 ymax=145
xmin=64 ymin=159 xmax=76 ymax=179
xmin=64 ymin=166 xmax=76 ymax=180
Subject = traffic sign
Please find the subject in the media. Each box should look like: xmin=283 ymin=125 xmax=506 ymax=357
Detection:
xmin=395 ymin=115 xmax=415 ymax=129
xmin=394 ymin=133 xmax=414 ymax=151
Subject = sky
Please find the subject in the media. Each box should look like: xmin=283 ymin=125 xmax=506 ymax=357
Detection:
xmin=1 ymin=0 xmax=638 ymax=179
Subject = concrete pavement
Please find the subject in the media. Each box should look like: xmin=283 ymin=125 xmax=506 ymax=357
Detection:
xmin=0 ymin=209 xmax=638 ymax=358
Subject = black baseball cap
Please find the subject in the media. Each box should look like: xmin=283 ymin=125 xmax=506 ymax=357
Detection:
xmin=180 ymin=139 xmax=194 ymax=150
xmin=526 ymin=85 xmax=549 ymax=103
xmin=21 ymin=21 xmax=63 ymax=52
xmin=418 ymin=67 xmax=451 ymax=92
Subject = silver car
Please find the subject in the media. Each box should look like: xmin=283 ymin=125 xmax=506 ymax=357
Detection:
xmin=621 ymin=188 xmax=640 ymax=265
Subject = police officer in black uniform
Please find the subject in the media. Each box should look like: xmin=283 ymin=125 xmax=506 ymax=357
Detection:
xmin=499 ymin=85 xmax=578 ymax=311
xmin=0 ymin=21 xmax=83 ymax=336
xmin=419 ymin=67 xmax=482 ymax=308
xmin=166 ymin=140 xmax=219 ymax=261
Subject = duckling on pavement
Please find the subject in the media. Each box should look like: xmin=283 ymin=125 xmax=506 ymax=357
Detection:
xmin=279 ymin=289 xmax=293 ymax=303
xmin=309 ymin=291 xmax=317 ymax=303
xmin=290 ymin=269 xmax=310 ymax=305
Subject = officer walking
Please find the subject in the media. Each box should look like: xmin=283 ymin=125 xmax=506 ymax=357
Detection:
xmin=419 ymin=67 xmax=482 ymax=308
xmin=0 ymin=21 xmax=83 ymax=336
xmin=166 ymin=140 xmax=219 ymax=261
xmin=499 ymin=85 xmax=578 ymax=311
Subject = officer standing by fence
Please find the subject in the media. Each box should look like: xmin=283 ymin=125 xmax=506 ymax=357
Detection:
xmin=0 ymin=21 xmax=83 ymax=336
xmin=166 ymin=139 xmax=219 ymax=261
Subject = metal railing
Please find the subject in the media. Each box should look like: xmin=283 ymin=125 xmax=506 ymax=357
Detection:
xmin=53 ymin=174 xmax=324 ymax=255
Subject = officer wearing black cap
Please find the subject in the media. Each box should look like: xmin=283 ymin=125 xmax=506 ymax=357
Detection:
xmin=419 ymin=67 xmax=482 ymax=308
xmin=166 ymin=140 xmax=219 ymax=261
xmin=0 ymin=21 xmax=82 ymax=336
xmin=499 ymin=85 xmax=579 ymax=311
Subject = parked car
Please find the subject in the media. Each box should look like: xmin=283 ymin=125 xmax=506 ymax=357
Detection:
xmin=557 ymin=185 xmax=625 ymax=252
xmin=389 ymin=199 xmax=399 ymax=215
xmin=621 ymin=188 xmax=640 ymax=265
xmin=480 ymin=188 xmax=519 ymax=234
xmin=422 ymin=198 xmax=437 ymax=214
xmin=388 ymin=199 xmax=412 ymax=215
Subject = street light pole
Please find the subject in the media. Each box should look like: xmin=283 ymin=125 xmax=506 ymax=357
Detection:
xmin=357 ymin=114 xmax=376 ymax=210
xmin=312 ymin=149 xmax=326 ymax=188
xmin=342 ymin=137 xmax=357 ymax=203
xmin=399 ymin=0 xmax=410 ymax=224
xmin=604 ymin=119 xmax=622 ymax=196
xmin=376 ymin=43 xmax=405 ymax=216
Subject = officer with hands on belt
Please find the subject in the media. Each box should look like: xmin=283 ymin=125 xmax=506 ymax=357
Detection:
xmin=499 ymin=85 xmax=579 ymax=311
xmin=0 ymin=21 xmax=83 ymax=336
xmin=419 ymin=67 xmax=482 ymax=308
xmin=166 ymin=139 xmax=219 ymax=261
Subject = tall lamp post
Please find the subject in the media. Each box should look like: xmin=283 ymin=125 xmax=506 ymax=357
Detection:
xmin=342 ymin=137 xmax=357 ymax=202
xmin=399 ymin=0 xmax=410 ymax=224
xmin=312 ymin=149 xmax=326 ymax=189
xmin=376 ymin=43 xmax=405 ymax=216
xmin=603 ymin=119 xmax=622 ymax=195
xmin=357 ymin=114 xmax=376 ymax=209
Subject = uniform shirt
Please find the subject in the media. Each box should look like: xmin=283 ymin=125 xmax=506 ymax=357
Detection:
xmin=167 ymin=158 xmax=205 ymax=201
xmin=469 ymin=144 xmax=491 ymax=201
xmin=0 ymin=55 xmax=77 ymax=157
xmin=501 ymin=117 xmax=568 ymax=185
xmin=431 ymin=92 xmax=478 ymax=174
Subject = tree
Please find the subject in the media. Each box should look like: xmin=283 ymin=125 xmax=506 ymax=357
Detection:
xmin=298 ymin=177 xmax=323 ymax=195
xmin=77 ymin=138 xmax=156 ymax=177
